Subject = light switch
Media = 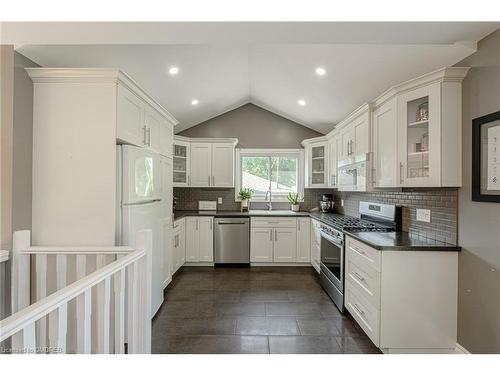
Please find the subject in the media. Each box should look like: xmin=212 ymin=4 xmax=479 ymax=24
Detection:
xmin=416 ymin=208 xmax=431 ymax=223
xmin=217 ymin=197 xmax=223 ymax=204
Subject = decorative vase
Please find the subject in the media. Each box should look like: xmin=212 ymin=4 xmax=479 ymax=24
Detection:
xmin=241 ymin=199 xmax=249 ymax=212
xmin=291 ymin=204 xmax=300 ymax=212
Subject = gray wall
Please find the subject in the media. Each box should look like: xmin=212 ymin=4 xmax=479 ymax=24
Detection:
xmin=177 ymin=103 xmax=323 ymax=147
xmin=455 ymin=29 xmax=500 ymax=354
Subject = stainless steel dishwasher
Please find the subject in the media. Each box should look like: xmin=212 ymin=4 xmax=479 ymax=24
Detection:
xmin=214 ymin=217 xmax=250 ymax=265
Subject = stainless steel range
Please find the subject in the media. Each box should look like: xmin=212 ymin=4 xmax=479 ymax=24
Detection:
xmin=319 ymin=201 xmax=402 ymax=312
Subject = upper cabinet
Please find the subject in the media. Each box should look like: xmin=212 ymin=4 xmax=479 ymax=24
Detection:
xmin=337 ymin=105 xmax=371 ymax=161
xmin=371 ymin=67 xmax=469 ymax=188
xmin=328 ymin=135 xmax=339 ymax=188
xmin=173 ymin=136 xmax=238 ymax=188
xmin=302 ymin=138 xmax=329 ymax=188
xmin=117 ymin=83 xmax=175 ymax=158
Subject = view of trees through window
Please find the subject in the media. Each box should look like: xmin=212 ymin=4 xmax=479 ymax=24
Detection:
xmin=241 ymin=155 xmax=298 ymax=197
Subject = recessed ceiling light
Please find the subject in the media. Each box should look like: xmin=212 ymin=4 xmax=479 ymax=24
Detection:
xmin=298 ymin=99 xmax=306 ymax=107
xmin=191 ymin=99 xmax=199 ymax=106
xmin=168 ymin=66 xmax=179 ymax=75
xmin=315 ymin=67 xmax=326 ymax=76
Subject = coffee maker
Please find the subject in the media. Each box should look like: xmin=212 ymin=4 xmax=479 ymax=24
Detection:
xmin=319 ymin=194 xmax=334 ymax=213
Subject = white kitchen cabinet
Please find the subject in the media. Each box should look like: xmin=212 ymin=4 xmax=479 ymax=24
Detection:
xmin=162 ymin=217 xmax=173 ymax=288
xmin=116 ymin=83 xmax=146 ymax=147
xmin=185 ymin=216 xmax=214 ymax=263
xmin=338 ymin=108 xmax=370 ymax=161
xmin=328 ymin=135 xmax=339 ymax=187
xmin=302 ymin=137 xmax=329 ymax=188
xmin=211 ymin=143 xmax=235 ymax=187
xmin=173 ymin=139 xmax=190 ymax=186
xmin=172 ymin=219 xmax=185 ymax=273
xmin=344 ymin=235 xmax=459 ymax=353
xmin=372 ymin=97 xmax=398 ymax=187
xmin=310 ymin=219 xmax=321 ymax=273
xmin=296 ymin=217 xmax=311 ymax=263
xmin=190 ymin=143 xmax=212 ymax=187
xmin=250 ymin=227 xmax=274 ymax=262
xmin=273 ymin=228 xmax=297 ymax=262
xmin=145 ymin=104 xmax=162 ymax=153
xmin=189 ymin=141 xmax=237 ymax=188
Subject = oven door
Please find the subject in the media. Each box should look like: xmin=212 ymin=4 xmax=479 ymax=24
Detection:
xmin=320 ymin=231 xmax=344 ymax=292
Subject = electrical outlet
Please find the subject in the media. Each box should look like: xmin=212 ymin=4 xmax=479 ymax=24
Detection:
xmin=416 ymin=208 xmax=431 ymax=223
xmin=341 ymin=199 xmax=344 ymax=207
xmin=217 ymin=197 xmax=223 ymax=204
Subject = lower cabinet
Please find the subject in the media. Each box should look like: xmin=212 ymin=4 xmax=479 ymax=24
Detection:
xmin=296 ymin=217 xmax=311 ymax=262
xmin=185 ymin=216 xmax=214 ymax=262
xmin=250 ymin=218 xmax=297 ymax=263
xmin=162 ymin=217 xmax=173 ymax=288
xmin=172 ymin=218 xmax=185 ymax=274
xmin=310 ymin=219 xmax=321 ymax=273
xmin=345 ymin=235 xmax=458 ymax=353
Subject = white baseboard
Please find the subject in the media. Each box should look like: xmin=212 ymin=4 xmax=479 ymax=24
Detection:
xmin=455 ymin=343 xmax=470 ymax=354
xmin=251 ymin=263 xmax=312 ymax=267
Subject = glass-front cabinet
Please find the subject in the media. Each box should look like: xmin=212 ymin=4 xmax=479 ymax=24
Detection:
xmin=398 ymin=82 xmax=441 ymax=187
xmin=303 ymin=140 xmax=328 ymax=188
xmin=173 ymin=140 xmax=190 ymax=186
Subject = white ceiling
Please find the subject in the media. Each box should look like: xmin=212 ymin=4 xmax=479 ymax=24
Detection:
xmin=13 ymin=22 xmax=499 ymax=134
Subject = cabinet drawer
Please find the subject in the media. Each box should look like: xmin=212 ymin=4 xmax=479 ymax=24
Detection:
xmin=345 ymin=236 xmax=381 ymax=272
xmin=345 ymin=280 xmax=380 ymax=346
xmin=345 ymin=254 xmax=380 ymax=308
xmin=251 ymin=217 xmax=297 ymax=228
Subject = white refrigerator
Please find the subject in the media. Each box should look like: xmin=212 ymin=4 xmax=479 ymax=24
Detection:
xmin=117 ymin=145 xmax=165 ymax=317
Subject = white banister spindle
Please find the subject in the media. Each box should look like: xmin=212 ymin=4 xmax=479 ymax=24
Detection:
xmin=49 ymin=304 xmax=67 ymax=354
xmin=76 ymin=255 xmax=90 ymax=353
xmin=114 ymin=268 xmax=125 ymax=354
xmin=127 ymin=262 xmax=139 ymax=353
xmin=22 ymin=322 xmax=36 ymax=354
xmin=96 ymin=277 xmax=111 ymax=353
xmin=11 ymin=230 xmax=31 ymax=313
xmin=35 ymin=254 xmax=48 ymax=348
xmin=56 ymin=254 xmax=67 ymax=290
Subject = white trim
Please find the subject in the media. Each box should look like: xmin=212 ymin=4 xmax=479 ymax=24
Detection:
xmin=455 ymin=343 xmax=471 ymax=354
xmin=235 ymin=148 xmax=305 ymax=202
xmin=0 ymin=250 xmax=9 ymax=263
xmin=251 ymin=263 xmax=312 ymax=267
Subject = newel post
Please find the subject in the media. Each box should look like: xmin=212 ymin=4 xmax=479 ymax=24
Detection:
xmin=135 ymin=229 xmax=152 ymax=354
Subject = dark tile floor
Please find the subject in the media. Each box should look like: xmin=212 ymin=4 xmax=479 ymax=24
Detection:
xmin=152 ymin=266 xmax=381 ymax=354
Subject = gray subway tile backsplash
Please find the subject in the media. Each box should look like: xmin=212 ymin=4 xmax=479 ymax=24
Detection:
xmin=173 ymin=187 xmax=458 ymax=245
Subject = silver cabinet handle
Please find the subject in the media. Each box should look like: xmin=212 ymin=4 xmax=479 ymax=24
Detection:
xmin=210 ymin=219 xmax=212 ymax=230
xmin=208 ymin=176 xmax=211 ymax=186
xmin=147 ymin=127 xmax=151 ymax=146
xmin=298 ymin=220 xmax=301 ymax=231
xmin=353 ymin=271 xmax=365 ymax=282
xmin=351 ymin=140 xmax=355 ymax=155
xmin=275 ymin=229 xmax=278 ymax=242
xmin=187 ymin=175 xmax=190 ymax=185
xmin=400 ymin=162 xmax=404 ymax=184
xmin=212 ymin=175 xmax=215 ymax=186
xmin=270 ymin=229 xmax=273 ymax=241
xmin=142 ymin=125 xmax=147 ymax=145
xmin=196 ymin=219 xmax=198 ymax=231
xmin=353 ymin=303 xmax=365 ymax=316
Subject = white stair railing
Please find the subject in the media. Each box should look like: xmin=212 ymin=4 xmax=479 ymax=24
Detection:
xmin=0 ymin=229 xmax=152 ymax=354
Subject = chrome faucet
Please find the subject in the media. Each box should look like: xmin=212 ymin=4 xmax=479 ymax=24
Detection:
xmin=265 ymin=189 xmax=273 ymax=211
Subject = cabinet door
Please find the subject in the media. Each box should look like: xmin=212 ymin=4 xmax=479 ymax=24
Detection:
xmin=173 ymin=141 xmax=190 ymax=186
xmin=161 ymin=156 xmax=173 ymax=214
xmin=309 ymin=142 xmax=328 ymax=187
xmin=190 ymin=143 xmax=212 ymax=187
xmin=373 ymin=98 xmax=398 ymax=187
xmin=250 ymin=228 xmax=273 ymax=262
xmin=353 ymin=116 xmax=369 ymax=155
xmin=211 ymin=143 xmax=234 ymax=187
xmin=178 ymin=228 xmax=185 ymax=265
xmin=198 ymin=217 xmax=214 ymax=262
xmin=159 ymin=119 xmax=174 ymax=158
xmin=296 ymin=218 xmax=311 ymax=263
xmin=328 ymin=136 xmax=338 ymax=187
xmin=171 ymin=231 xmax=179 ymax=274
xmin=145 ymin=105 xmax=162 ymax=153
xmin=273 ymin=228 xmax=297 ymax=262
xmin=117 ymin=84 xmax=145 ymax=147
xmin=340 ymin=126 xmax=354 ymax=160
xmin=397 ymin=83 xmax=441 ymax=187
xmin=162 ymin=218 xmax=172 ymax=288
xmin=185 ymin=217 xmax=199 ymax=261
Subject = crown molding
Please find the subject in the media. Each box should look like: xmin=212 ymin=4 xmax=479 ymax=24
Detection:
xmin=174 ymin=135 xmax=239 ymax=146
xmin=25 ymin=67 xmax=179 ymax=125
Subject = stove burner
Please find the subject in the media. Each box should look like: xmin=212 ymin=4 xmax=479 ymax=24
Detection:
xmin=317 ymin=214 xmax=393 ymax=232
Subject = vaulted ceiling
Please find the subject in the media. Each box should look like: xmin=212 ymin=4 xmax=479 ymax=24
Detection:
xmin=11 ymin=22 xmax=499 ymax=134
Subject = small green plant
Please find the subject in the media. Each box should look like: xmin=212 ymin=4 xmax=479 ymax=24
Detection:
xmin=238 ymin=188 xmax=253 ymax=201
xmin=287 ymin=192 xmax=302 ymax=205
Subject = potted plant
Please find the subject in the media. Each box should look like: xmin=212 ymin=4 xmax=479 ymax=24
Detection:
xmin=238 ymin=188 xmax=253 ymax=212
xmin=287 ymin=192 xmax=303 ymax=212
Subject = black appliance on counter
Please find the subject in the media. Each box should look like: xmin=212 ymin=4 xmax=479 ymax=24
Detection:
xmin=319 ymin=201 xmax=402 ymax=312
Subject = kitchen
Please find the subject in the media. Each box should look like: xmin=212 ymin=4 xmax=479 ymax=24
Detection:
xmin=1 ymin=19 xmax=499 ymax=363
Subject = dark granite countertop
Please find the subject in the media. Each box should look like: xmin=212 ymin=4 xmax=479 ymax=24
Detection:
xmin=173 ymin=210 xmax=460 ymax=251
xmin=344 ymin=230 xmax=461 ymax=251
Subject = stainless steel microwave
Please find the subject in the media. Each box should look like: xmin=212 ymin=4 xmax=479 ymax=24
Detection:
xmin=337 ymin=153 xmax=369 ymax=191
